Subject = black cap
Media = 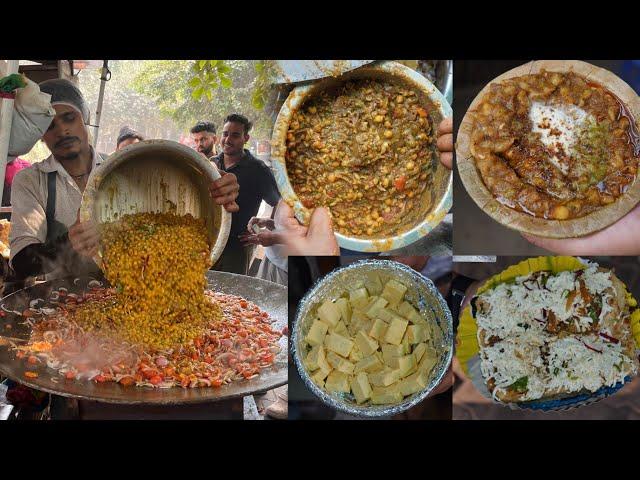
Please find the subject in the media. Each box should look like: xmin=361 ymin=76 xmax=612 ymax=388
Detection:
xmin=117 ymin=126 xmax=144 ymax=146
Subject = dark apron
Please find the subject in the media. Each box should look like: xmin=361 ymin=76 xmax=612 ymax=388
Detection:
xmin=45 ymin=172 xmax=69 ymax=248
xmin=43 ymin=171 xmax=98 ymax=279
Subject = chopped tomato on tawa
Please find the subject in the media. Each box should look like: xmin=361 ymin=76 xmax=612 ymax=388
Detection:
xmin=260 ymin=353 xmax=274 ymax=363
xmin=394 ymin=176 xmax=407 ymax=191
xmin=119 ymin=376 xmax=135 ymax=386
xmin=240 ymin=300 xmax=248 ymax=309
xmin=16 ymin=351 xmax=25 ymax=359
xmin=24 ymin=371 xmax=38 ymax=379
xmin=65 ymin=371 xmax=76 ymax=380
xmin=27 ymin=355 xmax=38 ymax=365
xmin=94 ymin=375 xmax=107 ymax=383
xmin=142 ymin=369 xmax=158 ymax=380
xmin=211 ymin=379 xmax=223 ymax=387
xmin=149 ymin=375 xmax=163 ymax=385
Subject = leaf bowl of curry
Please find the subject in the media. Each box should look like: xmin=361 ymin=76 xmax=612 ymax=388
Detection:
xmin=271 ymin=61 xmax=452 ymax=252
xmin=457 ymin=60 xmax=640 ymax=238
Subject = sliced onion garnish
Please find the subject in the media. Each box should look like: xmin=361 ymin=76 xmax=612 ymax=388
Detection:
xmin=41 ymin=308 xmax=57 ymax=316
xmin=46 ymin=359 xmax=60 ymax=369
xmin=29 ymin=299 xmax=44 ymax=308
xmin=73 ymin=278 xmax=81 ymax=286
xmin=87 ymin=280 xmax=102 ymax=288
xmin=2 ymin=304 xmax=22 ymax=315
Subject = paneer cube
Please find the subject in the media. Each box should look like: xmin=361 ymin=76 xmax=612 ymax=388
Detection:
xmin=303 ymin=345 xmax=324 ymax=372
xmin=350 ymin=310 xmax=370 ymax=332
xmin=311 ymin=365 xmax=331 ymax=385
xmin=381 ymin=279 xmax=408 ymax=306
xmin=407 ymin=324 xmax=429 ymax=344
xmin=382 ymin=344 xmax=404 ymax=365
xmin=371 ymin=385 xmax=403 ymax=405
xmin=354 ymin=354 xmax=383 ymax=373
xmin=388 ymin=354 xmax=417 ymax=377
xmin=335 ymin=297 xmax=352 ymax=323
xmin=324 ymin=332 xmax=354 ymax=357
xmin=412 ymin=342 xmax=428 ymax=364
xmin=326 ymin=351 xmax=355 ymax=374
xmin=401 ymin=330 xmax=411 ymax=354
xmin=398 ymin=301 xmax=427 ymax=324
xmin=332 ymin=320 xmax=348 ymax=335
xmin=368 ymin=368 xmax=401 ymax=387
xmin=349 ymin=346 xmax=364 ymax=363
xmin=349 ymin=288 xmax=369 ymax=309
xmin=366 ymin=296 xmax=389 ymax=318
xmin=399 ymin=371 xmax=429 ymax=396
xmin=318 ymin=346 xmax=332 ymax=372
xmin=418 ymin=353 xmax=438 ymax=374
xmin=318 ymin=300 xmax=341 ymax=327
xmin=377 ymin=308 xmax=400 ymax=323
xmin=305 ymin=319 xmax=329 ymax=346
xmin=383 ymin=317 xmax=409 ymax=346
xmin=364 ymin=272 xmax=384 ymax=296
xmin=350 ymin=372 xmax=373 ymax=404
xmin=325 ymin=370 xmax=350 ymax=393
xmin=354 ymin=330 xmax=378 ymax=357
xmin=368 ymin=318 xmax=388 ymax=341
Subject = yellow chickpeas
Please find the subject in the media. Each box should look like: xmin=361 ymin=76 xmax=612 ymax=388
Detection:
xmin=75 ymin=212 xmax=222 ymax=351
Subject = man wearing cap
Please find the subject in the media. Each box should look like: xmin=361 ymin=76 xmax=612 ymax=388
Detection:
xmin=116 ymin=126 xmax=144 ymax=150
xmin=9 ymin=79 xmax=240 ymax=282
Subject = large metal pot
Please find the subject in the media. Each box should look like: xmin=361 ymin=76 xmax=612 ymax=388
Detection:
xmin=79 ymin=139 xmax=231 ymax=267
xmin=271 ymin=61 xmax=453 ymax=252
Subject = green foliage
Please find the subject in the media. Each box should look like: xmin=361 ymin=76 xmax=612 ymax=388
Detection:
xmin=78 ymin=61 xmax=183 ymax=155
xmin=131 ymin=60 xmax=274 ymax=140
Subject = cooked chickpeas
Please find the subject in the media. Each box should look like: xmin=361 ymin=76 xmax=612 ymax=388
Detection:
xmin=470 ymin=70 xmax=639 ymax=220
xmin=74 ymin=212 xmax=222 ymax=350
xmin=286 ymin=79 xmax=438 ymax=238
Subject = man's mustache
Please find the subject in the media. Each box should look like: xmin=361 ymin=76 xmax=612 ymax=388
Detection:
xmin=55 ymin=136 xmax=80 ymax=148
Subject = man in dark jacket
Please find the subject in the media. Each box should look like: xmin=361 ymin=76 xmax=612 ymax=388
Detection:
xmin=212 ymin=114 xmax=280 ymax=275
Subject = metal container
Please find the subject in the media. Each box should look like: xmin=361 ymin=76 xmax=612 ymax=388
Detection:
xmin=292 ymin=259 xmax=453 ymax=417
xmin=79 ymin=139 xmax=231 ymax=267
xmin=271 ymin=61 xmax=453 ymax=252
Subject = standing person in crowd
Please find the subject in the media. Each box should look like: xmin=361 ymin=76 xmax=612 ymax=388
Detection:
xmin=116 ymin=125 xmax=144 ymax=151
xmin=190 ymin=121 xmax=217 ymax=158
xmin=212 ymin=114 xmax=280 ymax=275
xmin=2 ymin=156 xmax=31 ymax=207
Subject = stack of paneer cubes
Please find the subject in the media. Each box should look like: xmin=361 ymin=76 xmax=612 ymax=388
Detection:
xmin=302 ymin=274 xmax=439 ymax=405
